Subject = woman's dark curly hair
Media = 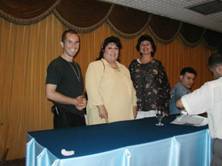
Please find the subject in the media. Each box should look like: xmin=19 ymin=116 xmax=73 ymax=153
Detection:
xmin=136 ymin=34 xmax=156 ymax=57
xmin=97 ymin=36 xmax=122 ymax=60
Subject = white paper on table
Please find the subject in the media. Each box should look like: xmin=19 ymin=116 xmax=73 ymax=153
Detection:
xmin=61 ymin=149 xmax=75 ymax=156
xmin=171 ymin=114 xmax=208 ymax=126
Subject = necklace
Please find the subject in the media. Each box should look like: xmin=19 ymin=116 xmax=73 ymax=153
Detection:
xmin=68 ymin=62 xmax=81 ymax=82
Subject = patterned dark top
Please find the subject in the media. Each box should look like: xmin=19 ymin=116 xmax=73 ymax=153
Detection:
xmin=129 ymin=59 xmax=170 ymax=113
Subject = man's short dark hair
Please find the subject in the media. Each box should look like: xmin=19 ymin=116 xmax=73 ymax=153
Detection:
xmin=180 ymin=67 xmax=197 ymax=76
xmin=61 ymin=29 xmax=78 ymax=43
xmin=208 ymin=53 xmax=222 ymax=69
xmin=136 ymin=35 xmax=156 ymax=56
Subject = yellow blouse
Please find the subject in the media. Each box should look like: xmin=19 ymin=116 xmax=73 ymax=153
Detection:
xmin=85 ymin=59 xmax=137 ymax=125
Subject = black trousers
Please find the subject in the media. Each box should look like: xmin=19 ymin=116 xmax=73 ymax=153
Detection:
xmin=211 ymin=138 xmax=222 ymax=166
xmin=53 ymin=107 xmax=86 ymax=129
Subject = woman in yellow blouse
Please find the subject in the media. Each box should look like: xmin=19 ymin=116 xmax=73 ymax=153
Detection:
xmin=85 ymin=36 xmax=137 ymax=125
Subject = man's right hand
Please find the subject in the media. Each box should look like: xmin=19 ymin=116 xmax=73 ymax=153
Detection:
xmin=73 ymin=96 xmax=87 ymax=110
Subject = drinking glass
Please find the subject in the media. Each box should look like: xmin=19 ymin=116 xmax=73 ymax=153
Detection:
xmin=155 ymin=110 xmax=164 ymax=126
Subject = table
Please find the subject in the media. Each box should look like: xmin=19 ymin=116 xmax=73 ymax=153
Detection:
xmin=26 ymin=117 xmax=211 ymax=166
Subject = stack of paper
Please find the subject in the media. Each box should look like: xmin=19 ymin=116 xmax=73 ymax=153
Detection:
xmin=171 ymin=115 xmax=208 ymax=126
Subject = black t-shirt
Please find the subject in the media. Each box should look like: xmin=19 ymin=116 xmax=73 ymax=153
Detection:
xmin=46 ymin=56 xmax=84 ymax=114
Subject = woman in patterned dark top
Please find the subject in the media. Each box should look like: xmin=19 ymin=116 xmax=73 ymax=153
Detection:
xmin=129 ymin=34 xmax=170 ymax=119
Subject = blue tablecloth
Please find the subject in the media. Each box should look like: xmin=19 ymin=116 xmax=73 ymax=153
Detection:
xmin=26 ymin=117 xmax=211 ymax=166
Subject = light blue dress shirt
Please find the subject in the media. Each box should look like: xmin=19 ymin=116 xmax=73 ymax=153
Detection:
xmin=169 ymin=82 xmax=191 ymax=115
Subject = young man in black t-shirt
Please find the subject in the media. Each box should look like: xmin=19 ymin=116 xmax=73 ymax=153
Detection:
xmin=46 ymin=29 xmax=86 ymax=128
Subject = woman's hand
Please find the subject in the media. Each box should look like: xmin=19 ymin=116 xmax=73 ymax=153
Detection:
xmin=97 ymin=105 xmax=108 ymax=121
xmin=133 ymin=106 xmax=138 ymax=119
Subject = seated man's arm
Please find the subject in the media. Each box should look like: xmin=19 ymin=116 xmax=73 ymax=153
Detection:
xmin=175 ymin=85 xmax=189 ymax=101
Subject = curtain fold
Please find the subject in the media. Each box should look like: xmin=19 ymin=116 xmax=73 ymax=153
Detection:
xmin=149 ymin=15 xmax=181 ymax=43
xmin=0 ymin=0 xmax=60 ymax=24
xmin=179 ymin=23 xmax=205 ymax=47
xmin=107 ymin=5 xmax=150 ymax=37
xmin=54 ymin=0 xmax=112 ymax=32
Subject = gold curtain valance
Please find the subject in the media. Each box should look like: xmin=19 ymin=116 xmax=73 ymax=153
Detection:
xmin=0 ymin=0 xmax=221 ymax=48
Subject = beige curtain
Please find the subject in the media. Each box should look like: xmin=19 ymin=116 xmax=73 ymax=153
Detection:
xmin=0 ymin=14 xmax=64 ymax=159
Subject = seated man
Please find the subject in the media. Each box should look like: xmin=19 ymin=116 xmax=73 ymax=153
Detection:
xmin=169 ymin=67 xmax=197 ymax=115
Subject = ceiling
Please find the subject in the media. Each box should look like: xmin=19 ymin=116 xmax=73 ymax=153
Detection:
xmin=100 ymin=0 xmax=222 ymax=33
